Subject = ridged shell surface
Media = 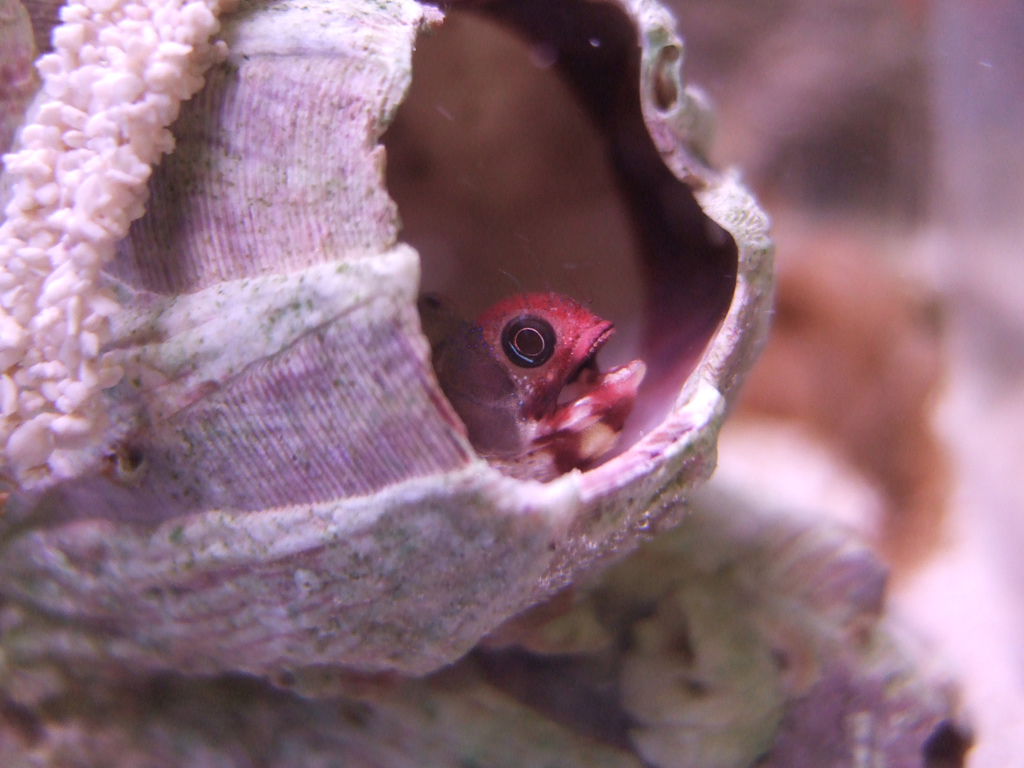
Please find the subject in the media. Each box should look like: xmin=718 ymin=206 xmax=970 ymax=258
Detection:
xmin=0 ymin=0 xmax=773 ymax=679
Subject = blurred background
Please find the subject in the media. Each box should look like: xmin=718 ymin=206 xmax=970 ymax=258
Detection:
xmin=664 ymin=1 xmax=1024 ymax=765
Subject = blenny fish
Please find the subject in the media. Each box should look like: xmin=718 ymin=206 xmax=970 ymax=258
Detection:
xmin=423 ymin=292 xmax=646 ymax=480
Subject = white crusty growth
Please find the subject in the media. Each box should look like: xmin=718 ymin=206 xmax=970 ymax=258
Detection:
xmin=0 ymin=0 xmax=234 ymax=480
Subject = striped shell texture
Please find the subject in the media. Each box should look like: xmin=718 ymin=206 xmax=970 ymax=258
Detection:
xmin=0 ymin=0 xmax=773 ymax=681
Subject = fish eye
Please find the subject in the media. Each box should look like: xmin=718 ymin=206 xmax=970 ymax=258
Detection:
xmin=502 ymin=315 xmax=556 ymax=368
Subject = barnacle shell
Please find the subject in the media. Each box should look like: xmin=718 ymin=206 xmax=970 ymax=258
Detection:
xmin=0 ymin=0 xmax=772 ymax=682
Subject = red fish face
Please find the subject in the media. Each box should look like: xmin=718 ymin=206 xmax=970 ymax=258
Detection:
xmin=429 ymin=292 xmax=646 ymax=480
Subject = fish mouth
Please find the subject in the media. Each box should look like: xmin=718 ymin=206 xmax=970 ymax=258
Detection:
xmin=560 ymin=321 xmax=615 ymax=399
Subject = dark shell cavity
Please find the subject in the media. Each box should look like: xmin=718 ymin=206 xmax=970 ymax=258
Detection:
xmin=387 ymin=0 xmax=739 ymax=449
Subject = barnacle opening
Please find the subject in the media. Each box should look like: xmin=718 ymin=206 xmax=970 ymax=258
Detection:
xmin=384 ymin=0 xmax=738 ymax=465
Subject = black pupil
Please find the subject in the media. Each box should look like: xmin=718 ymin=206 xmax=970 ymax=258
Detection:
xmin=514 ymin=328 xmax=545 ymax=357
xmin=502 ymin=316 xmax=556 ymax=368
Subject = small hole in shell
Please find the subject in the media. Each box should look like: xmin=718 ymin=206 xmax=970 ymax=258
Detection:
xmin=921 ymin=720 xmax=972 ymax=768
xmin=652 ymin=44 xmax=681 ymax=112
xmin=104 ymin=441 xmax=147 ymax=485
